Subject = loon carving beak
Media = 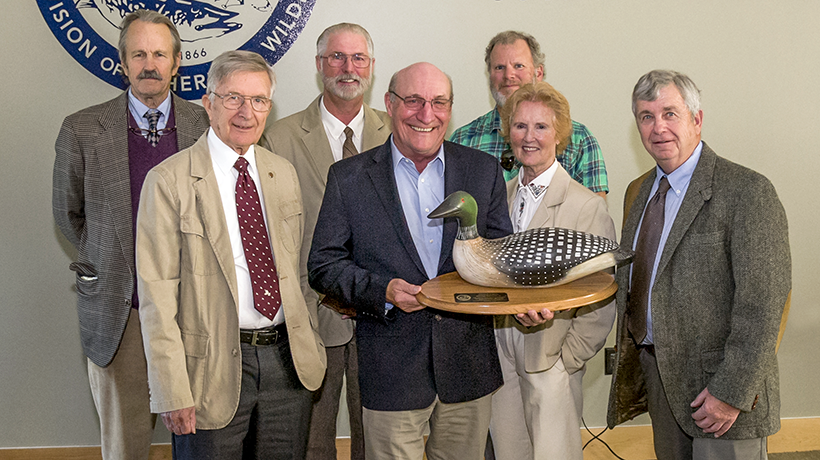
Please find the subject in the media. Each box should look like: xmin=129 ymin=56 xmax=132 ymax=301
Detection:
xmin=428 ymin=191 xmax=478 ymax=227
xmin=428 ymin=201 xmax=459 ymax=219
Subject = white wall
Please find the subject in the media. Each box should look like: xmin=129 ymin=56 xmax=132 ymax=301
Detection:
xmin=2 ymin=0 xmax=817 ymax=447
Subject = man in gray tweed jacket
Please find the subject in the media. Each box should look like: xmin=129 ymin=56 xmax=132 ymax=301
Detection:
xmin=52 ymin=10 xmax=208 ymax=459
xmin=608 ymin=70 xmax=791 ymax=460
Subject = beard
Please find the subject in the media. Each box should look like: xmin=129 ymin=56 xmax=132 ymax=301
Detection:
xmin=323 ymin=72 xmax=372 ymax=101
xmin=491 ymin=86 xmax=507 ymax=107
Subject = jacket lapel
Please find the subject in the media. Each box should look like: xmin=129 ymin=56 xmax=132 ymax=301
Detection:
xmin=655 ymin=143 xmax=715 ymax=278
xmin=622 ymin=170 xmax=656 ymax=251
xmin=439 ymin=142 xmax=466 ymax=274
xmin=299 ymin=96 xmax=335 ymax=186
xmin=617 ymin=168 xmax=656 ymax=300
xmin=172 ymin=93 xmax=207 ymax=150
xmin=367 ymin=140 xmax=428 ymax=278
xmin=96 ymin=92 xmax=135 ymax=273
xmin=188 ymin=135 xmax=240 ymax=309
xmin=255 ymin=148 xmax=298 ymax=264
xmin=528 ymin=165 xmax=571 ymax=230
xmin=361 ymin=104 xmax=389 ymax=151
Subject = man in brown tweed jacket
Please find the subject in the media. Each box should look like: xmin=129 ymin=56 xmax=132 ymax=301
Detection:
xmin=52 ymin=9 xmax=208 ymax=459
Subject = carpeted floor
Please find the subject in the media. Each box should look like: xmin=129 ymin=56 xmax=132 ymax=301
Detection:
xmin=770 ymin=451 xmax=820 ymax=460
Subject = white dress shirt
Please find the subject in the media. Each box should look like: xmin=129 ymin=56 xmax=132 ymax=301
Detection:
xmin=510 ymin=160 xmax=559 ymax=232
xmin=207 ymin=128 xmax=284 ymax=329
xmin=320 ymin=95 xmax=365 ymax=162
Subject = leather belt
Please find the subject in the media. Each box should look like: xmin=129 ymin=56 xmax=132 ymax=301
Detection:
xmin=240 ymin=323 xmax=288 ymax=346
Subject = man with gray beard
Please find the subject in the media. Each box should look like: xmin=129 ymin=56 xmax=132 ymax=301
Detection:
xmin=259 ymin=23 xmax=391 ymax=460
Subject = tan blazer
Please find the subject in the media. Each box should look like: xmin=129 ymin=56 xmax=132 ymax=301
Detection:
xmin=136 ymin=133 xmax=326 ymax=429
xmin=260 ymin=96 xmax=391 ymax=346
xmin=505 ymin=164 xmax=616 ymax=373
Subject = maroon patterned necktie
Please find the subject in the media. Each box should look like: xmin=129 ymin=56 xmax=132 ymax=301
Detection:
xmin=627 ymin=176 xmax=671 ymax=344
xmin=234 ymin=157 xmax=281 ymax=320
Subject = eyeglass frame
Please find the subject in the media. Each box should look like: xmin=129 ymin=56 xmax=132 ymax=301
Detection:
xmin=319 ymin=52 xmax=372 ymax=68
xmin=127 ymin=125 xmax=177 ymax=138
xmin=210 ymin=91 xmax=272 ymax=112
xmin=388 ymin=91 xmax=453 ymax=112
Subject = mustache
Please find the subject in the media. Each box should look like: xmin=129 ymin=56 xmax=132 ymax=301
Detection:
xmin=137 ymin=69 xmax=163 ymax=81
xmin=333 ymin=73 xmax=364 ymax=85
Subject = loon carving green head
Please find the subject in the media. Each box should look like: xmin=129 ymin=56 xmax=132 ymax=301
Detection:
xmin=428 ymin=191 xmax=479 ymax=239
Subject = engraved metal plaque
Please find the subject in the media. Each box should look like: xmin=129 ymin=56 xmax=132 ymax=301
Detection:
xmin=454 ymin=293 xmax=510 ymax=303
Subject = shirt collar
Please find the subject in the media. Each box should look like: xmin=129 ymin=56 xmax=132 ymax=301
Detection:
xmin=128 ymin=88 xmax=172 ymax=120
xmin=207 ymin=128 xmax=257 ymax=177
xmin=657 ymin=141 xmax=703 ymax=196
xmin=389 ymin=135 xmax=446 ymax=176
xmin=320 ymin=95 xmax=365 ymax=140
xmin=490 ymin=106 xmax=503 ymax=133
xmin=518 ymin=160 xmax=558 ymax=199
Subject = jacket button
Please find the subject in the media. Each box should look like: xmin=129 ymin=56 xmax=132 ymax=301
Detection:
xmin=434 ymin=314 xmax=442 ymax=321
xmin=232 ymin=349 xmax=238 ymax=357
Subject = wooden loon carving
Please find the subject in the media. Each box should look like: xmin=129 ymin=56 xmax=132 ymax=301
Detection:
xmin=428 ymin=191 xmax=634 ymax=288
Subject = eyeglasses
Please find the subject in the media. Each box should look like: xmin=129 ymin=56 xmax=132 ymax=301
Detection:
xmin=128 ymin=125 xmax=177 ymax=138
xmin=389 ymin=91 xmax=453 ymax=112
xmin=320 ymin=52 xmax=371 ymax=68
xmin=211 ymin=92 xmax=272 ymax=112
xmin=500 ymin=148 xmax=518 ymax=171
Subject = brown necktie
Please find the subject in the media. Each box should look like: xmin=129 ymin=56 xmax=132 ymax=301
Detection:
xmin=234 ymin=157 xmax=281 ymax=320
xmin=627 ymin=176 xmax=671 ymax=344
xmin=342 ymin=126 xmax=358 ymax=159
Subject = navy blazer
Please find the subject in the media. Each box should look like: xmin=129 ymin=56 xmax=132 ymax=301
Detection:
xmin=308 ymin=139 xmax=512 ymax=411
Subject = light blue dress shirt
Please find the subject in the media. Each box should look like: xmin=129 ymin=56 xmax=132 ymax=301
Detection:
xmin=127 ymin=88 xmax=172 ymax=131
xmin=384 ymin=136 xmax=446 ymax=310
xmin=635 ymin=141 xmax=703 ymax=344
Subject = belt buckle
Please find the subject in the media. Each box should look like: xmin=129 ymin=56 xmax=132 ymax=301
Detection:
xmin=250 ymin=329 xmax=278 ymax=346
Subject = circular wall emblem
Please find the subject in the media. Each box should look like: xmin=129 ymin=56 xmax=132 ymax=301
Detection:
xmin=38 ymin=0 xmax=316 ymax=100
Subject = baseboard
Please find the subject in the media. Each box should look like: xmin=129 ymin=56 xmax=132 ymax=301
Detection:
xmin=0 ymin=444 xmax=172 ymax=460
xmin=1 ymin=418 xmax=817 ymax=460
xmin=581 ymin=417 xmax=820 ymax=460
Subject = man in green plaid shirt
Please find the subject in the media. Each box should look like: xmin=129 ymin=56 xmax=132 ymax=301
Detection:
xmin=450 ymin=31 xmax=608 ymax=197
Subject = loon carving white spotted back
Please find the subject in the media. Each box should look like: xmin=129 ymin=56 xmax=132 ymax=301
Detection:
xmin=428 ymin=191 xmax=634 ymax=288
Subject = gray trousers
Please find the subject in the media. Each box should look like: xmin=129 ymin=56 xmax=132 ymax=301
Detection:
xmin=639 ymin=347 xmax=768 ymax=460
xmin=306 ymin=333 xmax=364 ymax=460
xmin=171 ymin=339 xmax=313 ymax=460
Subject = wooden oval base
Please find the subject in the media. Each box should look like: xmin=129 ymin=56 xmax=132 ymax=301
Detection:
xmin=416 ymin=271 xmax=617 ymax=314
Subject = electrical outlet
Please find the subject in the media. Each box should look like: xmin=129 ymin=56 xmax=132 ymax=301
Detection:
xmin=604 ymin=347 xmax=616 ymax=375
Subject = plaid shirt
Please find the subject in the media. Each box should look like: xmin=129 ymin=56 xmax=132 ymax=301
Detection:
xmin=450 ymin=108 xmax=609 ymax=193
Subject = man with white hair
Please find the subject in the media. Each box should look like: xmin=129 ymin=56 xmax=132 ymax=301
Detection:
xmin=137 ymin=50 xmax=326 ymax=459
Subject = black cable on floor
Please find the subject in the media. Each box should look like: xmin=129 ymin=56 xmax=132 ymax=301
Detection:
xmin=581 ymin=417 xmax=626 ymax=460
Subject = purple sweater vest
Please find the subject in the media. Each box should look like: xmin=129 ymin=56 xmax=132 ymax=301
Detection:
xmin=127 ymin=106 xmax=180 ymax=308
